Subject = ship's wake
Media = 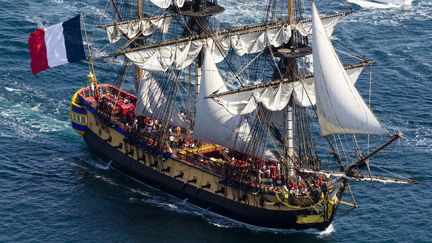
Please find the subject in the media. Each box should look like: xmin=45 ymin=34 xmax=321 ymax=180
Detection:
xmin=0 ymin=82 xmax=73 ymax=140
xmin=204 ymin=213 xmax=335 ymax=236
xmin=86 ymin=158 xmax=335 ymax=236
xmin=67 ymin=149 xmax=343 ymax=237
xmin=317 ymin=223 xmax=335 ymax=238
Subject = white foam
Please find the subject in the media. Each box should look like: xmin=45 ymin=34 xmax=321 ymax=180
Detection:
xmin=142 ymin=198 xmax=192 ymax=213
xmin=0 ymin=132 xmax=14 ymax=138
xmin=0 ymin=82 xmax=71 ymax=135
xmin=4 ymin=87 xmax=21 ymax=92
xmin=96 ymin=174 xmax=119 ymax=187
xmin=394 ymin=123 xmax=432 ymax=153
xmin=82 ymin=4 xmax=111 ymax=20
xmin=317 ymin=223 xmax=335 ymax=238
xmin=165 ymin=203 xmax=178 ymax=210
xmin=129 ymin=188 xmax=151 ymax=197
xmin=209 ymin=222 xmax=231 ymax=228
xmin=94 ymin=163 xmax=109 ymax=170
xmin=216 ymin=0 xmax=265 ymax=26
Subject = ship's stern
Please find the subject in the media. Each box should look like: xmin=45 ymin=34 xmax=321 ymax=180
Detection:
xmin=70 ymin=89 xmax=88 ymax=136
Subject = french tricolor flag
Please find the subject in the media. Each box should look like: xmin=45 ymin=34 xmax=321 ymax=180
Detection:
xmin=28 ymin=15 xmax=86 ymax=75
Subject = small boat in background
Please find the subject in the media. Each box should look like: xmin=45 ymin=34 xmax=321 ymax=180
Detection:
xmin=347 ymin=0 xmax=412 ymax=9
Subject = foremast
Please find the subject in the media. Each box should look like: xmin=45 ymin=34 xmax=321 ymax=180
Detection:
xmin=269 ymin=0 xmax=316 ymax=180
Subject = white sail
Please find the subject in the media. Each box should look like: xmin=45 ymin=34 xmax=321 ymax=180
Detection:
xmin=194 ymin=46 xmax=265 ymax=155
xmin=135 ymin=71 xmax=190 ymax=128
xmin=312 ymin=3 xmax=386 ymax=136
xmin=297 ymin=14 xmax=342 ymax=37
xmin=123 ymin=12 xmax=345 ymax=72
xmin=106 ymin=17 xmax=172 ymax=44
xmin=211 ymin=66 xmax=364 ymax=115
xmin=126 ymin=39 xmax=205 ymax=72
xmin=150 ymin=0 xmax=185 ymax=9
xmin=125 ymin=26 xmax=291 ymax=72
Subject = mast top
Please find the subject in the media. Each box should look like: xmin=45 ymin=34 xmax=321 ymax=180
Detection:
xmin=137 ymin=0 xmax=143 ymax=19
xmin=289 ymin=0 xmax=294 ymax=26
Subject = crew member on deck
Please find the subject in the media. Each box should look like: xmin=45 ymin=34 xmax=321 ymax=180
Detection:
xmin=90 ymin=82 xmax=95 ymax=97
xmin=169 ymin=134 xmax=175 ymax=147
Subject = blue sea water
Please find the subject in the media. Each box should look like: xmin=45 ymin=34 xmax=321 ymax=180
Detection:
xmin=0 ymin=0 xmax=431 ymax=242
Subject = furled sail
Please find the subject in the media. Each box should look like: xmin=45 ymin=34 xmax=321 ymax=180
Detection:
xmin=312 ymin=3 xmax=386 ymax=136
xmin=135 ymin=71 xmax=190 ymax=128
xmin=125 ymin=25 xmax=291 ymax=72
xmin=106 ymin=16 xmax=173 ymax=44
xmin=121 ymin=12 xmax=347 ymax=71
xmin=126 ymin=39 xmax=205 ymax=72
xmin=215 ymin=81 xmax=308 ymax=115
xmin=150 ymin=0 xmax=185 ymax=9
xmin=209 ymin=66 xmax=365 ymax=115
xmin=194 ymin=46 xmax=265 ymax=154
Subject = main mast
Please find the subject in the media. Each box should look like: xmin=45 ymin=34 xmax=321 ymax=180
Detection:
xmin=277 ymin=0 xmax=309 ymax=176
xmin=135 ymin=0 xmax=143 ymax=81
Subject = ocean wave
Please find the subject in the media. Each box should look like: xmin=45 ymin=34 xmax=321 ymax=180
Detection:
xmin=94 ymin=174 xmax=120 ymax=187
xmin=0 ymin=102 xmax=69 ymax=134
xmin=391 ymin=121 xmax=432 ymax=153
xmin=203 ymin=211 xmax=331 ymax=235
xmin=79 ymin=2 xmax=112 ymax=21
xmin=412 ymin=126 xmax=432 ymax=152
xmin=128 ymin=188 xmax=152 ymax=197
xmin=216 ymin=0 xmax=266 ymax=26
xmin=24 ymin=15 xmax=44 ymax=28
xmin=28 ymin=0 xmax=111 ymax=27
xmin=0 ymin=76 xmax=73 ymax=135
xmin=92 ymin=167 xmax=329 ymax=234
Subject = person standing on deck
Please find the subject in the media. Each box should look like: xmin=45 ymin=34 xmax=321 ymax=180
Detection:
xmin=169 ymin=134 xmax=175 ymax=147
xmin=176 ymin=127 xmax=182 ymax=139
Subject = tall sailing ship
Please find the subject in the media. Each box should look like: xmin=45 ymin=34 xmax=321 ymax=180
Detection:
xmin=67 ymin=0 xmax=415 ymax=230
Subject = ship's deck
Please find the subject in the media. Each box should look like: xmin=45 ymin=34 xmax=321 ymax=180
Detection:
xmin=77 ymin=84 xmax=329 ymax=206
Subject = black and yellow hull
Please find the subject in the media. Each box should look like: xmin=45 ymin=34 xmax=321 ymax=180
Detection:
xmin=70 ymin=88 xmax=88 ymax=136
xmin=71 ymin=86 xmax=345 ymax=230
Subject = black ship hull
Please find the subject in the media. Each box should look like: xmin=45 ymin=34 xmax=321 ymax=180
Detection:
xmin=84 ymin=129 xmax=336 ymax=231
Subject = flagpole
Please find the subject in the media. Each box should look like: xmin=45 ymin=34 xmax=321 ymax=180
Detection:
xmin=80 ymin=12 xmax=99 ymax=99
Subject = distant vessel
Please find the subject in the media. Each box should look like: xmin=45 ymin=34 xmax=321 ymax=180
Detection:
xmin=66 ymin=0 xmax=416 ymax=230
xmin=347 ymin=0 xmax=412 ymax=9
